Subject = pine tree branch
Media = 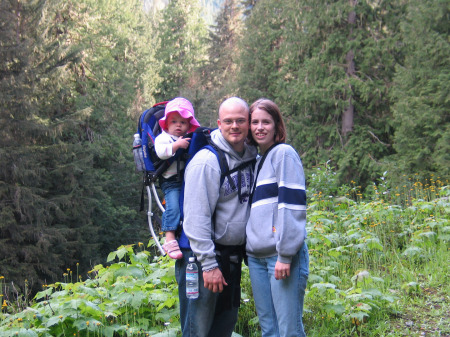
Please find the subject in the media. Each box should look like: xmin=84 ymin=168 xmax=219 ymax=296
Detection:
xmin=368 ymin=130 xmax=390 ymax=147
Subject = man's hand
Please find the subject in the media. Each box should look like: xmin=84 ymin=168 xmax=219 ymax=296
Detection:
xmin=203 ymin=268 xmax=228 ymax=293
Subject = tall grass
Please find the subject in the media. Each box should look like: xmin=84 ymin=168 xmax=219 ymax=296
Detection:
xmin=1 ymin=167 xmax=448 ymax=336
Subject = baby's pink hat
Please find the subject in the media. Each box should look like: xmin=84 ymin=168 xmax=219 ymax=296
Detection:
xmin=159 ymin=97 xmax=200 ymax=133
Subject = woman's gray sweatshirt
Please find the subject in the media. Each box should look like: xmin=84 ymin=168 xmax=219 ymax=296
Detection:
xmin=183 ymin=130 xmax=257 ymax=271
xmin=246 ymin=144 xmax=307 ymax=263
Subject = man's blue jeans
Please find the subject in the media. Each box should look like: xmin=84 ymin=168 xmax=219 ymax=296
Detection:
xmin=175 ymin=250 xmax=240 ymax=337
xmin=248 ymin=243 xmax=309 ymax=337
xmin=160 ymin=180 xmax=182 ymax=232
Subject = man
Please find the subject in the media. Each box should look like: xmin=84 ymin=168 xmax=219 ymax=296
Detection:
xmin=175 ymin=97 xmax=257 ymax=337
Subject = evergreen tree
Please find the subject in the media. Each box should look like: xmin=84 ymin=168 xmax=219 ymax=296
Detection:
xmin=154 ymin=0 xmax=209 ymax=103
xmin=388 ymin=0 xmax=449 ymax=181
xmin=238 ymin=0 xmax=405 ymax=186
xmin=0 ymin=0 xmax=94 ymax=293
xmin=238 ymin=0 xmax=284 ymax=100
xmin=0 ymin=0 xmax=160 ymax=294
xmin=197 ymin=0 xmax=245 ymax=125
xmin=68 ymin=0 xmax=161 ymax=260
xmin=241 ymin=0 xmax=258 ymax=16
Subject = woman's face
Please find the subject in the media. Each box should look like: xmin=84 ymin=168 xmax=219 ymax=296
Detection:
xmin=251 ymin=108 xmax=276 ymax=154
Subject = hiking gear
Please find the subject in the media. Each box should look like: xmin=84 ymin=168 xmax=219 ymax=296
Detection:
xmin=136 ymin=101 xmax=170 ymax=179
xmin=214 ymin=242 xmax=246 ymax=311
xmin=155 ymin=131 xmax=187 ymax=179
xmin=133 ymin=133 xmax=145 ymax=172
xmin=163 ymin=240 xmax=183 ymax=260
xmin=249 ymin=142 xmax=280 ymax=204
xmin=159 ymin=97 xmax=200 ymax=133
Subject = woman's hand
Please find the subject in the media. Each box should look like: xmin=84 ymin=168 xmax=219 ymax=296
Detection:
xmin=274 ymin=261 xmax=291 ymax=280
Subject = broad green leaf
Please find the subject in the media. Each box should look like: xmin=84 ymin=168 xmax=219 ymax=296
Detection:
xmin=107 ymin=251 xmax=117 ymax=262
xmin=72 ymin=319 xmax=102 ymax=331
xmin=327 ymin=248 xmax=342 ymax=258
xmin=350 ymin=312 xmax=369 ymax=322
xmin=34 ymin=288 xmax=53 ymax=300
xmin=116 ymin=246 xmax=130 ymax=261
xmin=114 ymin=266 xmax=144 ymax=279
xmin=353 ymin=302 xmax=372 ymax=312
xmin=130 ymin=291 xmax=146 ymax=309
xmin=44 ymin=315 xmax=63 ymax=327
xmin=417 ymin=231 xmax=437 ymax=239
xmin=366 ymin=238 xmax=383 ymax=251
xmin=311 ymin=283 xmax=337 ymax=291
xmin=308 ymin=274 xmax=324 ymax=283
xmin=402 ymin=246 xmax=424 ymax=258
xmin=104 ymin=324 xmax=124 ymax=337
xmin=363 ymin=288 xmax=383 ymax=298
xmin=324 ymin=303 xmax=346 ymax=315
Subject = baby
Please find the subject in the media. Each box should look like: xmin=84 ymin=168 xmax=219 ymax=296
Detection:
xmin=154 ymin=97 xmax=200 ymax=259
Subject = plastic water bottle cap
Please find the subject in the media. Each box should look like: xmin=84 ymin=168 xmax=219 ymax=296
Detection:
xmin=189 ymin=257 xmax=196 ymax=263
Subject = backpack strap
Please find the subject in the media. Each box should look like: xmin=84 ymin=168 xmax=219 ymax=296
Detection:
xmin=249 ymin=143 xmax=280 ymax=204
xmin=202 ymin=132 xmax=230 ymax=185
xmin=203 ymin=133 xmax=256 ymax=192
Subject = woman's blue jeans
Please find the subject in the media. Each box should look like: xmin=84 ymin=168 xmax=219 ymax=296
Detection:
xmin=248 ymin=243 xmax=309 ymax=337
xmin=160 ymin=180 xmax=182 ymax=232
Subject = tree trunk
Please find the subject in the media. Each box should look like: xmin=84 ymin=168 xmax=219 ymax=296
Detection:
xmin=342 ymin=0 xmax=357 ymax=138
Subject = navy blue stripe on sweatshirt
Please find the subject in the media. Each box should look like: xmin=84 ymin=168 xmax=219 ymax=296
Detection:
xmin=252 ymin=179 xmax=306 ymax=210
xmin=279 ymin=184 xmax=307 ymax=210
xmin=252 ymin=180 xmax=278 ymax=206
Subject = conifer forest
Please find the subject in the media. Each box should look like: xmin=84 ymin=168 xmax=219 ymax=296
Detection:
xmin=0 ymin=0 xmax=449 ymax=336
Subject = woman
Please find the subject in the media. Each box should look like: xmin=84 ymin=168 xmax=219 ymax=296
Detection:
xmin=246 ymin=98 xmax=309 ymax=337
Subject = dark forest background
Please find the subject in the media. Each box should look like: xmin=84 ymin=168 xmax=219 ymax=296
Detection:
xmin=0 ymin=0 xmax=448 ymax=295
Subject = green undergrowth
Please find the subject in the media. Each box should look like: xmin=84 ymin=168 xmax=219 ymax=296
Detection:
xmin=1 ymin=169 xmax=449 ymax=336
xmin=1 ymin=244 xmax=180 ymax=337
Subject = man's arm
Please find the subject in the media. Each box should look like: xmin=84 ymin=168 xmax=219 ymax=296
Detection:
xmin=183 ymin=151 xmax=228 ymax=292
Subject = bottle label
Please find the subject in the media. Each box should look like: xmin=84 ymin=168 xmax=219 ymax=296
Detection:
xmin=186 ymin=271 xmax=198 ymax=297
xmin=186 ymin=272 xmax=197 ymax=281
xmin=186 ymin=287 xmax=198 ymax=295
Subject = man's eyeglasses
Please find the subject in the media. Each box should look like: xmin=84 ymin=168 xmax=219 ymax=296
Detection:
xmin=221 ymin=119 xmax=248 ymax=126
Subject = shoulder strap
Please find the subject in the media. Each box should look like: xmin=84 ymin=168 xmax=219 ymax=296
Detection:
xmin=203 ymin=133 xmax=233 ymax=187
xmin=250 ymin=143 xmax=280 ymax=204
xmin=204 ymin=144 xmax=231 ymax=186
xmin=203 ymin=138 xmax=256 ymax=189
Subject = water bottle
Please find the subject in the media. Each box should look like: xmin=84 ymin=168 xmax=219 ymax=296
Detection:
xmin=132 ymin=133 xmax=145 ymax=172
xmin=186 ymin=257 xmax=199 ymax=299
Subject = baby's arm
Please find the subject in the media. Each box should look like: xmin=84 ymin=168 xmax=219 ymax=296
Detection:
xmin=172 ymin=137 xmax=191 ymax=152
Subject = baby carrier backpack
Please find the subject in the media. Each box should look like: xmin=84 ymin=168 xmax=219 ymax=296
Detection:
xmin=133 ymin=101 xmax=171 ymax=181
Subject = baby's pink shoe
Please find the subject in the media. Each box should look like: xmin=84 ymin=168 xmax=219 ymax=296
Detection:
xmin=163 ymin=240 xmax=183 ymax=260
